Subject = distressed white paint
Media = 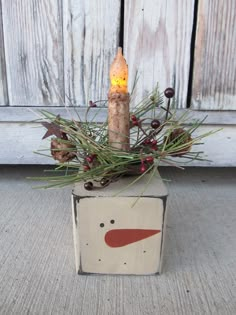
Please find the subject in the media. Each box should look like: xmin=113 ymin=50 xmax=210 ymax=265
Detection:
xmin=72 ymin=174 xmax=167 ymax=275
xmin=63 ymin=0 xmax=120 ymax=106
xmin=71 ymin=195 xmax=80 ymax=272
xmin=73 ymin=172 xmax=168 ymax=198
xmin=189 ymin=125 xmax=236 ymax=167
xmin=192 ymin=0 xmax=236 ymax=110
xmin=75 ymin=197 xmax=164 ymax=275
xmin=0 ymin=122 xmax=52 ymax=164
xmin=0 ymin=0 xmax=235 ymax=113
xmin=0 ymin=0 xmax=235 ymax=167
xmin=124 ymin=0 xmax=195 ymax=108
xmin=1 ymin=107 xmax=236 ymax=125
xmin=1 ymin=0 xmax=64 ymax=106
xmin=1 ymin=123 xmax=236 ymax=166
xmin=0 ymin=1 xmax=8 ymax=105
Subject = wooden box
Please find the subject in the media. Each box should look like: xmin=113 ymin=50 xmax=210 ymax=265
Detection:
xmin=71 ymin=173 xmax=168 ymax=275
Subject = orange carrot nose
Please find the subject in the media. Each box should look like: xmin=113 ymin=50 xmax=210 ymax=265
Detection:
xmin=105 ymin=229 xmax=161 ymax=248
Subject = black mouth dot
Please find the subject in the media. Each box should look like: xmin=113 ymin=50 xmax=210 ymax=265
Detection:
xmin=110 ymin=219 xmax=115 ymax=224
xmin=100 ymin=223 xmax=105 ymax=228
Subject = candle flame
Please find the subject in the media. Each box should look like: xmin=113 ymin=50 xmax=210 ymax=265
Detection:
xmin=109 ymin=47 xmax=128 ymax=94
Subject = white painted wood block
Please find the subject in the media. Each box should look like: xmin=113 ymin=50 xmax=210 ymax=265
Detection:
xmin=72 ymin=174 xmax=168 ymax=275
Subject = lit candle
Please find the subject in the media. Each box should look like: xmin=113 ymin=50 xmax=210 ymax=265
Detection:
xmin=108 ymin=47 xmax=130 ymax=151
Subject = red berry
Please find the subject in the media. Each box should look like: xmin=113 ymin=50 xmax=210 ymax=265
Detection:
xmin=140 ymin=164 xmax=147 ymax=173
xmin=145 ymin=156 xmax=154 ymax=163
xmin=144 ymin=138 xmax=151 ymax=145
xmin=151 ymin=139 xmax=157 ymax=145
xmin=86 ymin=156 xmax=93 ymax=163
xmin=133 ymin=120 xmax=140 ymax=126
xmin=151 ymin=145 xmax=158 ymax=151
xmin=164 ymin=88 xmax=175 ymax=99
xmin=131 ymin=115 xmax=137 ymax=121
xmin=151 ymin=119 xmax=161 ymax=129
xmin=83 ymin=165 xmax=90 ymax=171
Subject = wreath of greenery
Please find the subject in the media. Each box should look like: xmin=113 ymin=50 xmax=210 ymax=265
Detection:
xmin=33 ymin=84 xmax=216 ymax=191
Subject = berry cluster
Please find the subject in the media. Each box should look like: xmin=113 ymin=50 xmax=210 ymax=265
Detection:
xmin=83 ymin=154 xmax=97 ymax=171
xmin=131 ymin=115 xmax=140 ymax=126
xmin=140 ymin=156 xmax=154 ymax=173
xmin=142 ymin=137 xmax=158 ymax=151
xmin=39 ymin=84 xmax=210 ymax=192
xmin=83 ymin=87 xmax=176 ymax=190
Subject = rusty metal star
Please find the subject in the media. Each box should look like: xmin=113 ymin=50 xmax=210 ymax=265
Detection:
xmin=42 ymin=115 xmax=64 ymax=139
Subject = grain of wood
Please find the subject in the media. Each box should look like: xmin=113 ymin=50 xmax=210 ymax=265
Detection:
xmin=0 ymin=122 xmax=235 ymax=166
xmin=0 ymin=1 xmax=8 ymax=105
xmin=124 ymin=0 xmax=195 ymax=109
xmin=1 ymin=0 xmax=64 ymax=106
xmin=63 ymin=0 xmax=120 ymax=106
xmin=1 ymin=107 xmax=236 ymax=125
xmin=0 ymin=122 xmax=52 ymax=164
xmin=0 ymin=167 xmax=235 ymax=314
xmin=192 ymin=0 xmax=236 ymax=110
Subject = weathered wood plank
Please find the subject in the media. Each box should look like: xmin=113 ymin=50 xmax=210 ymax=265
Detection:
xmin=1 ymin=107 xmax=236 ymax=125
xmin=192 ymin=0 xmax=236 ymax=110
xmin=0 ymin=1 xmax=8 ymax=105
xmin=1 ymin=0 xmax=64 ymax=106
xmin=0 ymin=122 xmax=235 ymax=166
xmin=63 ymin=0 xmax=120 ymax=106
xmin=0 ymin=122 xmax=52 ymax=164
xmin=124 ymin=0 xmax=195 ymax=109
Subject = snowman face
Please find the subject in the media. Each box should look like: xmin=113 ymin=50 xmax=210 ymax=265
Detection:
xmin=77 ymin=197 xmax=164 ymax=275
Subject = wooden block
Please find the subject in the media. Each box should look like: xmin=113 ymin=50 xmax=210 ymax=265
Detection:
xmin=72 ymin=174 xmax=168 ymax=275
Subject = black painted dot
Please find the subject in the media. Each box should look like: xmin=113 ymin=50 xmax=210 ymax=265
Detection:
xmin=110 ymin=220 xmax=115 ymax=224
xmin=98 ymin=259 xmax=101 ymax=262
xmin=100 ymin=223 xmax=105 ymax=228
xmin=86 ymin=243 xmax=88 ymax=246
xmin=186 ymin=290 xmax=190 ymax=293
xmin=124 ymin=262 xmax=127 ymax=265
xmin=143 ymin=251 xmax=146 ymax=253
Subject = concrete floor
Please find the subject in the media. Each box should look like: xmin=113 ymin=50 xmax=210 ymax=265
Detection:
xmin=0 ymin=166 xmax=235 ymax=315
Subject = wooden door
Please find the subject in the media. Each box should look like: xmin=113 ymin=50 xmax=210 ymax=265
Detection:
xmin=0 ymin=0 xmax=235 ymax=165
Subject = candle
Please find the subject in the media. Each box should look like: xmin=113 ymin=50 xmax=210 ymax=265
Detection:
xmin=109 ymin=47 xmax=128 ymax=94
xmin=108 ymin=47 xmax=130 ymax=151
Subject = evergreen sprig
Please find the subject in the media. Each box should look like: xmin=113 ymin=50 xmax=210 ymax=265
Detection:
xmin=32 ymin=86 xmax=217 ymax=190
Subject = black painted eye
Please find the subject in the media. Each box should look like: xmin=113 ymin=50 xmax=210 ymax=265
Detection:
xmin=110 ymin=220 xmax=115 ymax=224
xmin=100 ymin=223 xmax=105 ymax=228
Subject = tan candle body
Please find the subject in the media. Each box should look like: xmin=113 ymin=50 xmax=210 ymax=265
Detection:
xmin=108 ymin=92 xmax=130 ymax=151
